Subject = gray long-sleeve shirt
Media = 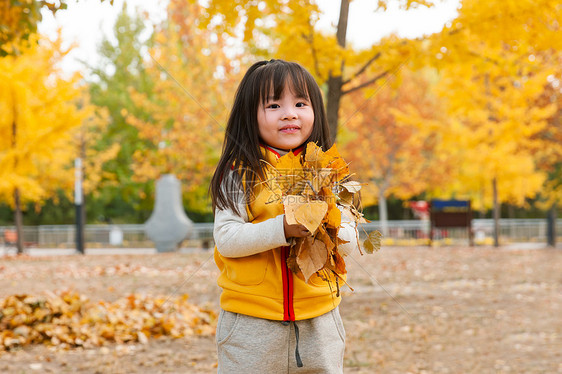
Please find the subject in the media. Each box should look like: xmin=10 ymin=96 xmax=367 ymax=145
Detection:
xmin=213 ymin=187 xmax=359 ymax=258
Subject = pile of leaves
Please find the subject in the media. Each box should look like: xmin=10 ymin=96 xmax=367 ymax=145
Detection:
xmin=268 ymin=142 xmax=381 ymax=285
xmin=0 ymin=290 xmax=216 ymax=351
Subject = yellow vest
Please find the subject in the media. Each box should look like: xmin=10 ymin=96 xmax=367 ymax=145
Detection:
xmin=214 ymin=145 xmax=341 ymax=321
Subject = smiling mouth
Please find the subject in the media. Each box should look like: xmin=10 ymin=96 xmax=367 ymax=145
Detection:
xmin=280 ymin=126 xmax=301 ymax=133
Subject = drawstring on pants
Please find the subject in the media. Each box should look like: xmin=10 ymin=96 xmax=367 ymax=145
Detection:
xmin=282 ymin=321 xmax=303 ymax=368
xmin=293 ymin=322 xmax=303 ymax=367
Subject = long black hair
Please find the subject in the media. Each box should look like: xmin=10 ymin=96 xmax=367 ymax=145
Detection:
xmin=210 ymin=59 xmax=331 ymax=214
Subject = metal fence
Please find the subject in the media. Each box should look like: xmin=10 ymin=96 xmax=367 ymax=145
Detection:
xmin=358 ymin=218 xmax=560 ymax=246
xmin=0 ymin=223 xmax=214 ymax=249
xmin=1 ymin=218 xmax=560 ymax=249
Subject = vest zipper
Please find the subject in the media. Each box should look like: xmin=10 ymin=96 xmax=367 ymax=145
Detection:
xmin=281 ymin=246 xmax=295 ymax=321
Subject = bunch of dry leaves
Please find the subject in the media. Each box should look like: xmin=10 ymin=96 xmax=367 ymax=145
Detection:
xmin=0 ymin=290 xmax=216 ymax=351
xmin=266 ymin=142 xmax=381 ymax=286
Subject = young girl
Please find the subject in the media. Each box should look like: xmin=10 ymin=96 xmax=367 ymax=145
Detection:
xmin=210 ymin=59 xmax=357 ymax=373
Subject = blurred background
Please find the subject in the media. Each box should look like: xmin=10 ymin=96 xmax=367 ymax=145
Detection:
xmin=1 ymin=2 xmax=561 ymax=373
xmin=1 ymin=0 xmax=561 ymax=250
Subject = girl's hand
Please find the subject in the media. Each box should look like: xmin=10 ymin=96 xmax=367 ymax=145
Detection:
xmin=283 ymin=215 xmax=311 ymax=239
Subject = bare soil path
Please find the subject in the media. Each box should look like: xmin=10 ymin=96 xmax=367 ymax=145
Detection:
xmin=1 ymin=246 xmax=560 ymax=373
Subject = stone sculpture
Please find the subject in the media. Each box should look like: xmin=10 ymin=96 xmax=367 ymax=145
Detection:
xmin=145 ymin=174 xmax=193 ymax=252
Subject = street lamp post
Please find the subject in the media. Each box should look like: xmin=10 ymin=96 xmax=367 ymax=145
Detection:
xmin=75 ymin=158 xmax=85 ymax=254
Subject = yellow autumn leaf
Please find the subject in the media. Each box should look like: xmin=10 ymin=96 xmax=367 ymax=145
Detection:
xmin=274 ymin=151 xmax=306 ymax=194
xmin=276 ymin=150 xmax=303 ymax=171
xmin=324 ymin=144 xmax=350 ymax=180
xmin=304 ymin=142 xmax=327 ymax=168
xmin=283 ymin=195 xmax=308 ymax=225
xmin=363 ymin=231 xmax=383 ymax=254
xmin=312 ymin=168 xmax=334 ymax=193
xmin=294 ymin=200 xmax=328 ymax=233
xmin=324 ymin=200 xmax=341 ymax=229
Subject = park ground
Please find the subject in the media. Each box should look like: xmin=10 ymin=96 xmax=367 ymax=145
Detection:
xmin=0 ymin=246 xmax=561 ymax=374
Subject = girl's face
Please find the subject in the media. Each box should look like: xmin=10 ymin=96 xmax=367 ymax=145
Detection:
xmin=257 ymin=83 xmax=314 ymax=151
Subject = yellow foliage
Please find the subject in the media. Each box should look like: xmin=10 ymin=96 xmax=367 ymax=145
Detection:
xmin=417 ymin=0 xmax=562 ymax=209
xmin=127 ymin=1 xmax=239 ymax=213
xmin=341 ymin=68 xmax=448 ymax=206
xmin=0 ymin=34 xmax=91 ymax=207
xmin=0 ymin=0 xmax=38 ymax=56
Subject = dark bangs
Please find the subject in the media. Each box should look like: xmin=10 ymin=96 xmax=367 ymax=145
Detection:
xmin=258 ymin=63 xmax=311 ymax=107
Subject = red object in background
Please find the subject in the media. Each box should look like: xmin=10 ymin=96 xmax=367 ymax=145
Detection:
xmin=4 ymin=230 xmax=17 ymax=244
xmin=408 ymin=201 xmax=429 ymax=220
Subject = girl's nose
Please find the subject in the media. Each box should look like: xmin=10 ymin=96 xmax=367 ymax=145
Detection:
xmin=282 ymin=108 xmax=297 ymax=120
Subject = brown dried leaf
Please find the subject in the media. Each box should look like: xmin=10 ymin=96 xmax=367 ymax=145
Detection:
xmin=357 ymin=215 xmax=370 ymax=224
xmin=316 ymin=226 xmax=335 ymax=252
xmin=341 ymin=181 xmax=362 ymax=193
xmin=349 ymin=205 xmax=370 ymax=223
xmin=297 ymin=236 xmax=328 ymax=283
xmin=287 ymin=238 xmax=304 ymax=274
xmin=312 ymin=168 xmax=334 ymax=192
xmin=338 ymin=189 xmax=354 ymax=207
xmin=364 ymin=230 xmax=383 ymax=254
xmin=0 ymin=291 xmax=216 ymax=351
xmin=283 ymin=195 xmax=307 ymax=225
xmin=324 ymin=247 xmax=347 ymax=277
xmin=332 ymin=249 xmax=347 ymax=275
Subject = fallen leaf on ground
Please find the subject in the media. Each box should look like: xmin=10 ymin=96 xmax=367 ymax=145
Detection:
xmin=0 ymin=291 xmax=216 ymax=351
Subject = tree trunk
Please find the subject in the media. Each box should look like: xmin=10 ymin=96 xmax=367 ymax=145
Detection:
xmin=327 ymin=76 xmax=343 ymax=143
xmin=378 ymin=188 xmax=389 ymax=237
xmin=547 ymin=203 xmax=557 ymax=247
xmin=326 ymin=0 xmax=349 ymax=143
xmin=493 ymin=177 xmax=500 ymax=247
xmin=11 ymin=89 xmax=24 ymax=254
xmin=507 ymin=204 xmax=515 ymax=218
xmin=14 ymin=188 xmax=24 ymax=254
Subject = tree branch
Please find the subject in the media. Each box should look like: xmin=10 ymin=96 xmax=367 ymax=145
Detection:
xmin=301 ymin=24 xmax=321 ymax=79
xmin=342 ymin=51 xmax=382 ymax=85
xmin=342 ymin=71 xmax=389 ymax=96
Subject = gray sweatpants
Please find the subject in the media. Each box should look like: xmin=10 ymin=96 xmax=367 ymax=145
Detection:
xmin=216 ymin=308 xmax=346 ymax=374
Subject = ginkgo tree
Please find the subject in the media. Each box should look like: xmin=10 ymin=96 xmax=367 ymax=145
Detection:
xmin=0 ymin=0 xmax=112 ymax=56
xmin=86 ymin=3 xmax=157 ymax=222
xmin=415 ymin=0 xmax=561 ymax=244
xmin=532 ymin=51 xmax=562 ymax=240
xmin=341 ymin=68 xmax=450 ymax=234
xmin=0 ymin=34 xmax=102 ymax=253
xmin=190 ymin=0 xmax=437 ymax=142
xmin=126 ymin=0 xmax=240 ymax=215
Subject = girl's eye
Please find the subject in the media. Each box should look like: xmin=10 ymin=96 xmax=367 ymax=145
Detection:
xmin=296 ymin=102 xmax=308 ymax=107
xmin=267 ymin=103 xmax=280 ymax=109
